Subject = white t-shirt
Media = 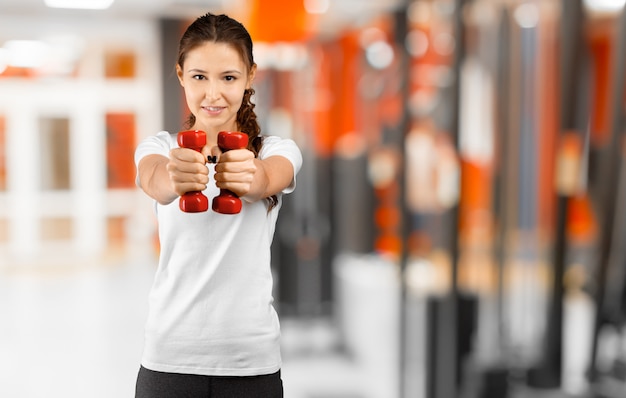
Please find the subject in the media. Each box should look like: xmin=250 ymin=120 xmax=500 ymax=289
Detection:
xmin=134 ymin=131 xmax=302 ymax=376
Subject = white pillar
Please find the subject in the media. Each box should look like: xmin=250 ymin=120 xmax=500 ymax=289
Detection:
xmin=71 ymin=92 xmax=107 ymax=255
xmin=6 ymin=101 xmax=41 ymax=259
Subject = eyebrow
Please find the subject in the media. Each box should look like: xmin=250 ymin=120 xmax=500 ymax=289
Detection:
xmin=187 ymin=68 xmax=243 ymax=75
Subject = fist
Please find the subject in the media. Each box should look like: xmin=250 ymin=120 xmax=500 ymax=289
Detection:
xmin=167 ymin=147 xmax=209 ymax=196
xmin=213 ymin=148 xmax=256 ymax=197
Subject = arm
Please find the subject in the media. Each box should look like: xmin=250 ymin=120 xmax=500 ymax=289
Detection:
xmin=137 ymin=149 xmax=209 ymax=205
xmin=213 ymin=150 xmax=295 ymax=203
xmin=244 ymin=156 xmax=295 ymax=202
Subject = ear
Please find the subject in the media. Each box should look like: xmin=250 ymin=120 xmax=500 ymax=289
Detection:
xmin=176 ymin=64 xmax=184 ymax=87
xmin=247 ymin=63 xmax=257 ymax=89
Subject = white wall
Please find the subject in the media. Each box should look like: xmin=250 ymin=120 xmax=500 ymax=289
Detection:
xmin=0 ymin=14 xmax=162 ymax=264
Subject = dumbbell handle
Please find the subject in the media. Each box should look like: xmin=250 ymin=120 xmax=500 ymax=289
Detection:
xmin=177 ymin=130 xmax=209 ymax=213
xmin=212 ymin=131 xmax=249 ymax=214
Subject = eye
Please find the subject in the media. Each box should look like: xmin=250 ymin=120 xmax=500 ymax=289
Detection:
xmin=192 ymin=74 xmax=206 ymax=80
xmin=224 ymin=75 xmax=237 ymax=82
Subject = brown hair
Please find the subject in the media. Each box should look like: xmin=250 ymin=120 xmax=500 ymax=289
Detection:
xmin=178 ymin=13 xmax=278 ymax=210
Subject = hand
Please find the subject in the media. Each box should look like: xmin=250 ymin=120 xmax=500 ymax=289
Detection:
xmin=166 ymin=148 xmax=209 ymax=196
xmin=212 ymin=148 xmax=257 ymax=197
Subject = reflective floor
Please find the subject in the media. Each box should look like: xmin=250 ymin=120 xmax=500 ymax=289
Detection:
xmin=0 ymin=258 xmax=152 ymax=398
xmin=0 ymin=253 xmax=603 ymax=398
xmin=0 ymin=255 xmax=371 ymax=398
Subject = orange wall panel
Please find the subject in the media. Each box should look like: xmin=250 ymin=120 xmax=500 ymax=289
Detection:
xmin=106 ymin=113 xmax=136 ymax=189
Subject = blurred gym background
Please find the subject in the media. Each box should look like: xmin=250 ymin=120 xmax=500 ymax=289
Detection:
xmin=1 ymin=0 xmax=626 ymax=397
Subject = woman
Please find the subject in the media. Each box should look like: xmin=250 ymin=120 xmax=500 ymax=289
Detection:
xmin=134 ymin=12 xmax=302 ymax=397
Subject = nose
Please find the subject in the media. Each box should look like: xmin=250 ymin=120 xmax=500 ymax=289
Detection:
xmin=205 ymin=81 xmax=220 ymax=101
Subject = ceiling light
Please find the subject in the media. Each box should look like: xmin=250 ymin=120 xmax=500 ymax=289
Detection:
xmin=583 ymin=0 xmax=626 ymax=13
xmin=44 ymin=0 xmax=115 ymax=10
xmin=4 ymin=40 xmax=51 ymax=68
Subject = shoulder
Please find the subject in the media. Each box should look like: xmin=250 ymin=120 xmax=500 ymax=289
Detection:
xmin=259 ymin=135 xmax=303 ymax=173
xmin=146 ymin=131 xmax=177 ymax=148
xmin=134 ymin=131 xmax=177 ymax=163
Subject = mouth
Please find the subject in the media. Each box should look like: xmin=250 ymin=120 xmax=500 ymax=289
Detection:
xmin=202 ymin=106 xmax=224 ymax=114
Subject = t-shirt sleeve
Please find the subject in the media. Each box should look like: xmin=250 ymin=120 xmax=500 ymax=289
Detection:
xmin=134 ymin=131 xmax=176 ymax=188
xmin=259 ymin=136 xmax=303 ymax=194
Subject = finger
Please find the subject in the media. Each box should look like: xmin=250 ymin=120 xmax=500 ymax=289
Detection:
xmin=169 ymin=169 xmax=208 ymax=195
xmin=167 ymin=159 xmax=209 ymax=175
xmin=172 ymin=181 xmax=208 ymax=196
xmin=171 ymin=148 xmax=206 ymax=164
xmin=213 ymin=170 xmax=254 ymax=185
xmin=220 ymin=149 xmax=254 ymax=162
xmin=170 ymin=168 xmax=209 ymax=183
xmin=214 ymin=180 xmax=251 ymax=197
xmin=169 ymin=148 xmax=209 ymax=173
xmin=215 ymin=158 xmax=257 ymax=176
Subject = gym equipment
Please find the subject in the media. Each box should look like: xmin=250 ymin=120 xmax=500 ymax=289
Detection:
xmin=177 ymin=130 xmax=209 ymax=213
xmin=589 ymin=3 xmax=626 ymax=384
xmin=212 ymin=131 xmax=248 ymax=214
xmin=527 ymin=0 xmax=588 ymax=389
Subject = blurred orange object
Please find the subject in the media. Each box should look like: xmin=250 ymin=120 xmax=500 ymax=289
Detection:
xmin=567 ymin=195 xmax=597 ymax=243
xmin=246 ymin=0 xmax=317 ymax=43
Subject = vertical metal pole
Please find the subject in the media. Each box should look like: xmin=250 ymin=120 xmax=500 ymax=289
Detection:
xmin=444 ymin=2 xmax=466 ymax=394
xmin=449 ymin=0 xmax=466 ymax=294
xmin=395 ymin=1 xmax=411 ymax=396
xmin=398 ymin=1 xmax=466 ymax=396
xmin=440 ymin=1 xmax=466 ymax=397
xmin=589 ymin=4 xmax=626 ymax=383
xmin=493 ymin=6 xmax=511 ymax=357
xmin=527 ymin=0 xmax=586 ymax=389
xmin=423 ymin=0 xmax=467 ymax=395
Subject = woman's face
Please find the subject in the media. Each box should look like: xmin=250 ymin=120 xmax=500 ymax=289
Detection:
xmin=176 ymin=41 xmax=255 ymax=136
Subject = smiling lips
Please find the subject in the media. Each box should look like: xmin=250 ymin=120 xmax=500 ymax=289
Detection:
xmin=202 ymin=106 xmax=224 ymax=115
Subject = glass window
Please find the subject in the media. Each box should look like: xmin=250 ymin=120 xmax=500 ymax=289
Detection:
xmin=39 ymin=117 xmax=71 ymax=190
xmin=40 ymin=217 xmax=72 ymax=241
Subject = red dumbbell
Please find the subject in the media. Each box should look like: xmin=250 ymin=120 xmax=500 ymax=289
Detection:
xmin=177 ymin=130 xmax=208 ymax=213
xmin=212 ymin=131 xmax=249 ymax=214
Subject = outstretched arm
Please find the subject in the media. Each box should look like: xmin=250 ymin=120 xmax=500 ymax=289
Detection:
xmin=137 ymin=149 xmax=209 ymax=205
xmin=212 ymin=148 xmax=294 ymax=203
